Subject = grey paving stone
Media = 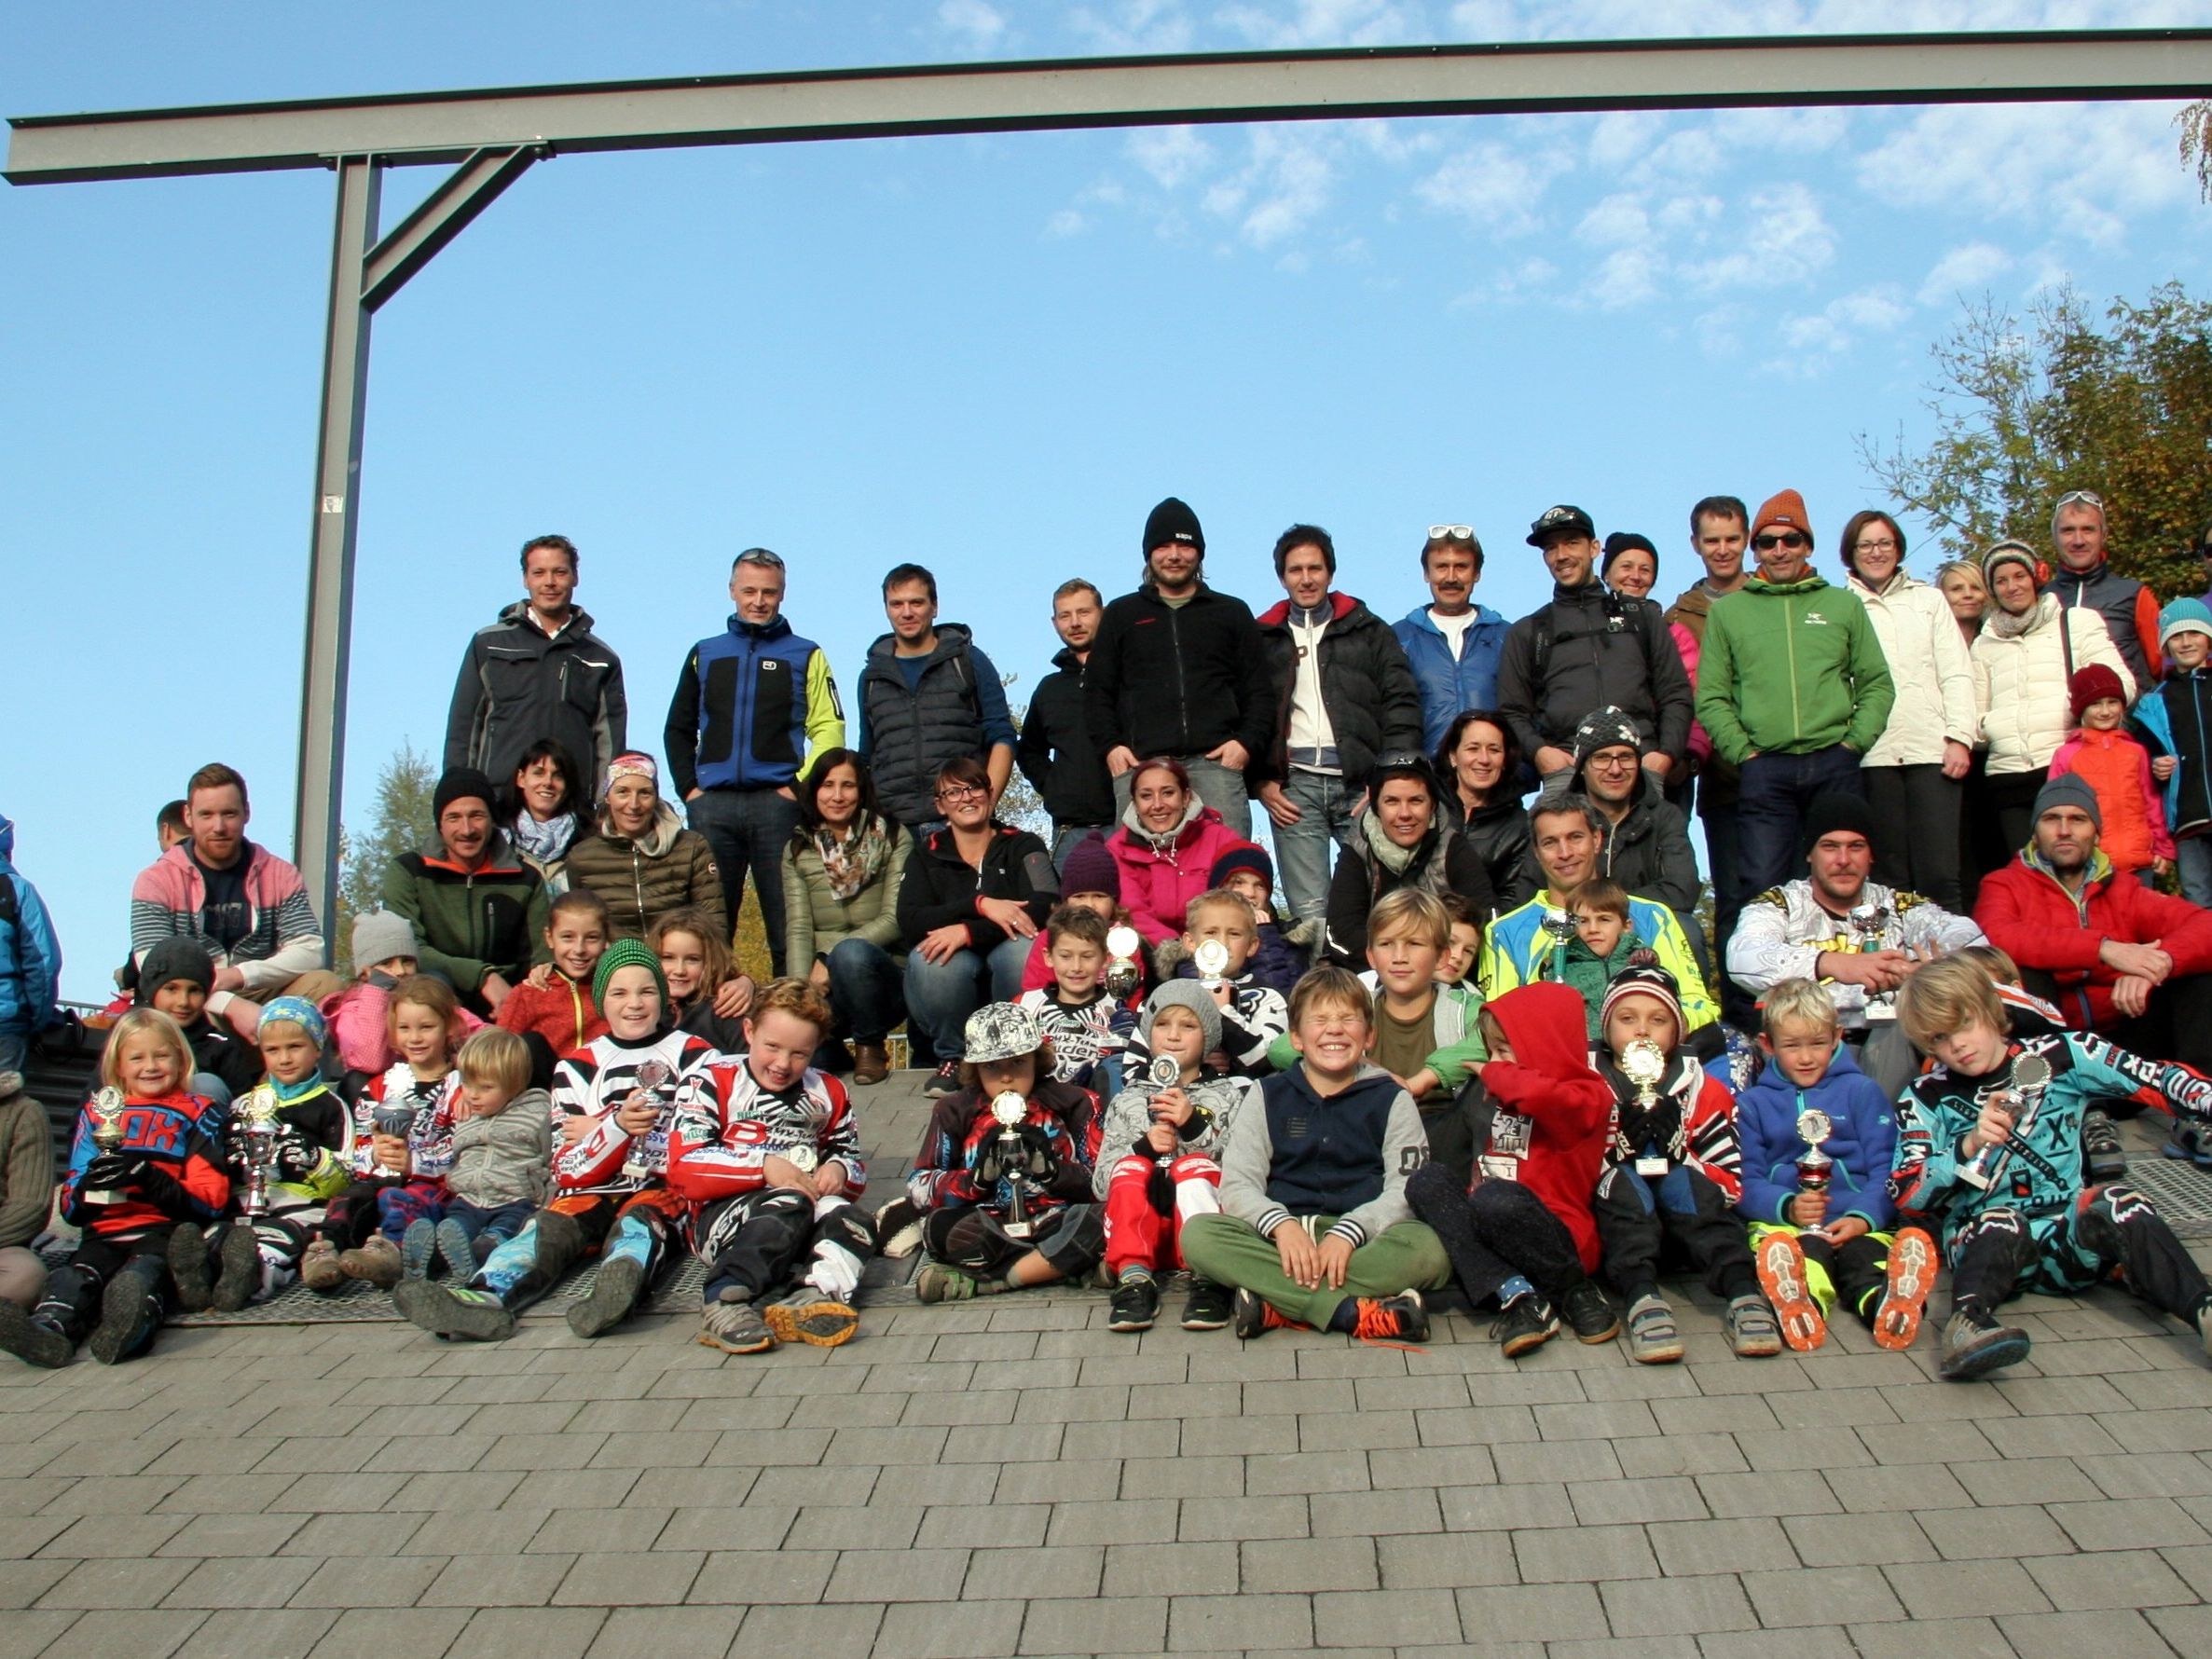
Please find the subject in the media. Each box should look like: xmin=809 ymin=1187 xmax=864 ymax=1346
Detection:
xmin=729 ymin=1603 xmax=882 ymax=1655
xmin=1015 ymin=1596 xmax=1166 ymax=1656
xmin=872 ymin=1597 xmax=1027 ymax=1659
xmin=821 ymin=1546 xmax=969 ymax=1603
xmin=1041 ymin=1499 xmax=1176 ymax=1546
xmin=1613 ymin=1432 xmax=1750 ymax=1479
xmin=1310 ymin=1487 xmax=1443 ymax=1539
xmin=958 ymin=1543 xmax=1102 ymax=1600
xmin=1997 ymin=1608 xmax=2185 ymax=1657
xmin=449 ymin=1608 xmax=609 ymax=1659
xmin=548 ymin=1550 xmax=705 ymax=1606
xmin=1915 ymin=1502 xmax=2082 ymax=1562
xmin=1491 ymin=1438 xmax=1622 ymax=1485
xmin=288 ymin=1555 xmax=447 ymax=1609
xmin=1453 ymin=1582 xmax=1610 ymax=1643
xmin=1511 ymin=1522 xmax=1659 ymax=1584
xmin=2049 ymin=1494 xmax=2212 ymax=1551
xmin=1437 ymin=1481 xmax=1576 ymax=1532
xmin=172 ymin=1607 xmax=338 ymax=1657
xmin=1597 ymin=1572 xmax=1756 ymax=1638
xmin=301 ymin=1606 xmax=472 ymax=1658
xmin=1645 ymin=1515 xmax=1803 ymax=1577
xmin=1100 ymin=1541 xmax=1240 ymax=1597
xmin=994 ymin=1460 xmax=1122 ymax=1505
xmin=690 ymin=1548 xmax=837 ymax=1604
xmin=1119 ymin=1454 xmax=1243 ymax=1500
xmin=1567 ymin=1474 xmax=1708 ymax=1525
xmin=419 ymin=1551 xmax=577 ymax=1608
xmin=36 ymin=1512 xmax=190 ymax=1558
xmin=33 ymin=1556 xmax=197 ymax=1610
xmin=158 ymin=1554 xmax=322 ymax=1609
xmin=1697 ymin=1628 xmax=1858 ymax=1659
xmin=1372 ymin=1530 xmax=1517 ymax=1591
xmin=1243 ymin=1450 xmax=1370 ymax=1497
xmin=1311 ymin=1587 xmax=1462 ymax=1648
xmin=0 ymin=1611 xmax=74 ymax=1659
xmin=1842 ymin=1616 xmax=2015 ymax=1658
xmin=400 ymin=1508 xmax=545 ymax=1556
xmin=1176 ymin=1495 xmax=1309 ymax=1542
xmin=1878 ymin=1556 xmax=2054 ymax=1620
xmin=785 ymin=1504 xmax=925 ymax=1551
xmin=580 ymin=1606 xmax=739 ymax=1659
xmin=1740 ymin=1563 xmax=1906 ymax=1627
xmin=1240 ymin=1535 xmax=1379 ymax=1593
xmin=2019 ymin=1547 xmax=2196 ymax=1610
xmin=1779 ymin=1511 xmax=1937 ymax=1567
xmin=30 ymin=1611 xmax=198 ymax=1659
xmin=1165 ymin=1591 xmax=1312 ymax=1652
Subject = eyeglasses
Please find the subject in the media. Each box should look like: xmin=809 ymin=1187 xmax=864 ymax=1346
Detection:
xmin=1587 ymin=752 xmax=1639 ymax=771
xmin=1853 ymin=537 xmax=1898 ymax=553
xmin=1753 ymin=531 xmax=1808 ymax=552
xmin=2054 ymin=489 xmax=2105 ymax=513
xmin=1427 ymin=525 xmax=1475 ymax=541
xmin=935 ymin=784 xmax=987 ymax=802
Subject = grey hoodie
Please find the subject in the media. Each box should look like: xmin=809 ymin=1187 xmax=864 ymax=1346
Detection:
xmin=446 ymin=1086 xmax=553 ymax=1209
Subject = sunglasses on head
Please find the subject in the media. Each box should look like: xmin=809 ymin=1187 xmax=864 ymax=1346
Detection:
xmin=1753 ymin=531 xmax=1808 ymax=552
xmin=1427 ymin=525 xmax=1475 ymax=541
xmin=2054 ymin=489 xmax=2105 ymax=513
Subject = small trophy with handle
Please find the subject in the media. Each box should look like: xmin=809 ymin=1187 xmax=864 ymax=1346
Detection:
xmin=1105 ymin=925 xmax=1144 ymax=999
xmin=1848 ymin=902 xmax=1897 ymax=1021
xmin=990 ymin=1090 xmax=1036 ymax=1240
xmin=1958 ymin=1052 xmax=2052 ymax=1190
xmin=621 ymin=1060 xmax=674 ymax=1180
xmin=1194 ymin=938 xmax=1231 ymax=990
xmin=1795 ymin=1106 xmax=1835 ymax=1195
xmin=370 ymin=1105 xmax=415 ymax=1178
xmin=83 ymin=1088 xmax=131 ymax=1206
xmin=236 ymin=1086 xmax=282 ymax=1218
xmin=1617 ymin=1039 xmax=1670 ymax=1176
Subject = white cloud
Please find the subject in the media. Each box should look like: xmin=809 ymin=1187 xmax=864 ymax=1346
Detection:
xmin=1044 ymin=208 xmax=1087 ymax=238
xmin=1127 ymin=126 xmax=1216 ymax=189
xmin=1067 ymin=0 xmax=1195 ymax=52
xmin=1917 ymin=241 xmax=2014 ymax=306
xmin=1202 ymin=129 xmax=1340 ymax=247
xmin=1586 ymin=247 xmax=1661 ymax=309
xmin=935 ymin=0 xmax=1006 ymax=49
xmin=1218 ymin=0 xmax=1425 ymax=48
xmin=1576 ymin=192 xmax=1650 ymax=247
xmin=1678 ymin=183 xmax=1835 ymax=290
xmin=1415 ymin=141 xmax=1574 ymax=238
xmin=1778 ymin=282 xmax=1910 ymax=360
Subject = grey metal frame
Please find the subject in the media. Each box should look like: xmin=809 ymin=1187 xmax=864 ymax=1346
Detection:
xmin=9 ymin=31 xmax=2210 ymax=946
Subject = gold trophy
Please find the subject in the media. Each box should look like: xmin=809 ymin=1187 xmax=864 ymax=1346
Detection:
xmin=236 ymin=1086 xmax=282 ymax=1217
xmin=82 ymin=1087 xmax=131 ymax=1205
xmin=1618 ymin=1037 xmax=1670 ymax=1176
xmin=1104 ymin=925 xmax=1144 ymax=999
xmin=990 ymin=1089 xmax=1036 ymax=1240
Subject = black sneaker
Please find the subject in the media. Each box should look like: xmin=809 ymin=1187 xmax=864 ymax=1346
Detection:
xmin=88 ymin=1259 xmax=164 ymax=1365
xmin=1353 ymin=1290 xmax=1431 ymax=1345
xmin=211 ymin=1220 xmax=262 ymax=1312
xmin=1180 ymin=1279 xmax=1234 ymax=1331
xmin=567 ymin=1255 xmax=648 ymax=1339
xmin=0 ymin=1303 xmax=71 ymax=1369
xmin=1492 ymin=1293 xmax=1559 ymax=1358
xmin=1107 ymin=1276 xmax=1160 ymax=1333
xmin=2083 ymin=1109 xmax=2128 ymax=1183
xmin=923 ymin=1061 xmax=961 ymax=1099
xmin=1231 ymin=1285 xmax=1292 ymax=1339
xmin=1559 ymin=1280 xmax=1620 ymax=1344
xmin=1938 ymin=1302 xmax=2032 ymax=1380
xmin=167 ymin=1223 xmax=213 ymax=1312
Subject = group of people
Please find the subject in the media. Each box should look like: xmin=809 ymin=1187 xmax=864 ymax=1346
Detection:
xmin=6 ymin=485 xmax=2212 ymax=1379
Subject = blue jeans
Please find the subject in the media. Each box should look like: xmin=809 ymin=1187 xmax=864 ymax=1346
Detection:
xmin=2180 ymin=838 xmax=2212 ymax=908
xmin=1272 ymin=770 xmax=1357 ymax=928
xmin=904 ymin=936 xmax=1031 ymax=1061
xmin=1052 ymin=823 xmax=1113 ymax=872
xmin=826 ymin=937 xmax=905 ymax=1044
xmin=0 ymin=1031 xmax=25 ymax=1077
xmin=1737 ymin=746 xmax=1865 ymax=898
xmin=686 ymin=786 xmax=804 ymax=974
xmin=1114 ymin=757 xmax=1251 ymax=841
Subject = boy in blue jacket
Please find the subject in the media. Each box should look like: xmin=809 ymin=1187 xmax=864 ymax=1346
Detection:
xmin=2128 ymin=597 xmax=2212 ymax=906
xmin=1737 ymin=979 xmax=1936 ymax=1355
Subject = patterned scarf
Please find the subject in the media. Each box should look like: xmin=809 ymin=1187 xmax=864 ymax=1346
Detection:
xmin=511 ymin=808 xmax=577 ymax=865
xmin=816 ymin=815 xmax=893 ymax=902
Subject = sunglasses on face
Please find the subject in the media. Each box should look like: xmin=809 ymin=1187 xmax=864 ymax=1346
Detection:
xmin=1753 ymin=531 xmax=1808 ymax=552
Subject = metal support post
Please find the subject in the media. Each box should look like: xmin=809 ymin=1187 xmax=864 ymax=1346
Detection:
xmin=295 ymin=154 xmax=379 ymax=953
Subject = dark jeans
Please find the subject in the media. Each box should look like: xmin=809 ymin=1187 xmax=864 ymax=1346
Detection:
xmin=1984 ymin=771 xmax=2048 ymax=881
xmin=1697 ymin=783 xmax=1752 ymax=1026
xmin=1405 ymin=1163 xmax=1588 ymax=1309
xmin=1862 ymin=763 xmax=1965 ymax=913
xmin=826 ymin=937 xmax=905 ymax=1045
xmin=1737 ymin=747 xmax=1865 ymax=897
xmin=686 ymin=786 xmax=804 ymax=973
xmin=1591 ymin=1160 xmax=1758 ymax=1302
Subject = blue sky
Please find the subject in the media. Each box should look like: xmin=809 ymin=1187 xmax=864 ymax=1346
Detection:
xmin=7 ymin=0 xmax=2209 ymax=999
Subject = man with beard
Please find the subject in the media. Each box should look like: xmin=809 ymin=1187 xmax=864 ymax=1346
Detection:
xmin=383 ymin=769 xmax=550 ymax=1016
xmin=1016 ymin=580 xmax=1116 ymax=871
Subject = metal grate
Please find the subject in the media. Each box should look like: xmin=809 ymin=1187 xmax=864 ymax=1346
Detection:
xmin=2112 ymin=1153 xmax=2212 ymax=1240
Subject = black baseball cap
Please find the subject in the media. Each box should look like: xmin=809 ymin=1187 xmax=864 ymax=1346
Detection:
xmin=1527 ymin=504 xmax=1597 ymax=548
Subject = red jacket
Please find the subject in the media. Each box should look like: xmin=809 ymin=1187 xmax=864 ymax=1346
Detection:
xmin=1473 ymin=983 xmax=1614 ymax=1272
xmin=494 ymin=972 xmax=608 ymax=1057
xmin=1107 ymin=804 xmax=1245 ymax=947
xmin=1974 ymin=851 xmax=2212 ymax=1031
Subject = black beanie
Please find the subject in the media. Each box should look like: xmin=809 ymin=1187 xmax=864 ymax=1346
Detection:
xmin=1801 ymin=790 xmax=1877 ymax=857
xmin=1143 ymin=497 xmax=1204 ymax=556
xmin=1601 ymin=530 xmax=1657 ymax=576
xmin=433 ymin=766 xmax=498 ymax=820
xmin=136 ymin=937 xmax=215 ymax=1004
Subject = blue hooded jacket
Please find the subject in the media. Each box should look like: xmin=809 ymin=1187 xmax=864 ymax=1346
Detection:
xmin=0 ymin=814 xmax=62 ymax=1037
xmin=1394 ymin=603 xmax=1510 ymax=753
xmin=1733 ymin=1041 xmax=1897 ymax=1230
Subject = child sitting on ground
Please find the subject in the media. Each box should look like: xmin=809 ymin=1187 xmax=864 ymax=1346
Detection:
xmin=1173 ymin=887 xmax=1289 ymax=1079
xmin=1018 ymin=905 xmax=1135 ymax=1095
xmin=1436 ymin=893 xmax=1483 ymax=991
xmin=1734 ymin=977 xmax=1934 ymax=1353
xmin=321 ymin=911 xmax=426 ymax=1081
xmin=2051 ymin=665 xmax=2173 ymax=880
xmin=301 ymin=974 xmax=464 ymax=1292
xmin=909 ymin=1003 xmax=1105 ymax=1303
xmin=1208 ymin=843 xmax=1308 ymax=994
xmin=1957 ymin=943 xmax=2136 ymax=1180
xmin=183 ymin=997 xmax=352 ymax=1313
xmin=667 ymin=978 xmax=875 ymax=1353
xmin=499 ymin=888 xmax=614 ymax=1072
xmin=393 ymin=939 xmax=716 ymax=1342
xmin=0 ymin=1010 xmax=228 ymax=1368
xmin=1893 ymin=956 xmax=2212 ymax=1380
xmin=1020 ymin=832 xmax=1148 ymax=1001
xmin=1553 ymin=880 xmax=1651 ymax=1042
xmin=133 ymin=936 xmax=263 ymax=1105
xmin=399 ymin=1027 xmax=550 ymax=1282
xmin=1587 ymin=967 xmax=1781 ymax=1364
xmin=653 ymin=905 xmax=755 ymax=1055
xmin=1095 ymin=982 xmax=1257 ymax=1334
xmin=1407 ymin=982 xmax=1618 ymax=1358
xmin=1180 ymin=966 xmax=1447 ymax=1341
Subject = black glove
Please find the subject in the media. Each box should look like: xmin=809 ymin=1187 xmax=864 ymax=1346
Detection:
xmin=970 ymin=1131 xmax=1014 ymax=1188
xmin=1016 ymin=1124 xmax=1062 ymax=1184
xmin=275 ymin=1135 xmax=317 ymax=1178
xmin=81 ymin=1153 xmax=137 ymax=1192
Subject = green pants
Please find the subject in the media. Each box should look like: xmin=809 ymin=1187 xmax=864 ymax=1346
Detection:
xmin=1180 ymin=1213 xmax=1451 ymax=1329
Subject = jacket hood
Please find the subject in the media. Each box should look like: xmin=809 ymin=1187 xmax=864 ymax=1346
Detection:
xmin=724 ymin=612 xmax=794 ymax=642
xmin=1397 ymin=601 xmax=1506 ymax=636
xmin=496 ymin=597 xmax=598 ymax=637
xmin=1752 ymin=1039 xmax=1866 ymax=1094
xmin=1667 ymin=583 xmax=1713 ymax=620
xmin=1744 ymin=572 xmax=1831 ymax=596
xmin=1256 ymin=591 xmax=1363 ymax=629
xmin=1846 ymin=569 xmax=1925 ymax=601
xmin=1121 ymin=793 xmax=1216 ymax=851
xmin=1051 ymin=645 xmax=1086 ymax=674
xmin=0 ymin=814 xmax=12 ymax=864
xmin=594 ymin=799 xmax=685 ymax=857
xmin=863 ymin=620 xmax=974 ymax=670
xmin=1484 ymin=982 xmax=1601 ymax=1083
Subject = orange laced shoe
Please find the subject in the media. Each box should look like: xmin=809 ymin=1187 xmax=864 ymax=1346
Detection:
xmin=1873 ymin=1227 xmax=1936 ymax=1352
xmin=1352 ymin=1291 xmax=1431 ymax=1348
xmin=1753 ymin=1231 xmax=1827 ymax=1353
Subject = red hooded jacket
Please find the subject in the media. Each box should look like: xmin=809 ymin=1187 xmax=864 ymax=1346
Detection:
xmin=1472 ymin=982 xmax=1614 ymax=1271
xmin=1974 ymin=851 xmax=2212 ymax=1032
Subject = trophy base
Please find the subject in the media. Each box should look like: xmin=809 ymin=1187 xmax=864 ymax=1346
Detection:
xmin=1001 ymin=1221 xmax=1035 ymax=1241
xmin=83 ymin=1186 xmax=128 ymax=1208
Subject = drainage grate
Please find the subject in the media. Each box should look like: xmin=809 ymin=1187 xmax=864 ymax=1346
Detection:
xmin=2112 ymin=1154 xmax=2212 ymax=1240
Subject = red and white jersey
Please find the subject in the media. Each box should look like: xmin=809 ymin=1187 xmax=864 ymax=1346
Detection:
xmin=552 ymin=1029 xmax=721 ymax=1197
xmin=353 ymin=1063 xmax=460 ymax=1179
xmin=665 ymin=1060 xmax=865 ymax=1205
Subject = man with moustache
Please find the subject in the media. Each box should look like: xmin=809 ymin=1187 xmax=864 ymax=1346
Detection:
xmin=1016 ymin=579 xmax=1117 ymax=871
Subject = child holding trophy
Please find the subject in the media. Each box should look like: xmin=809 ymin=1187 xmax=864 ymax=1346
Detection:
xmin=666 ymin=978 xmax=875 ymax=1354
xmin=909 ymin=1003 xmax=1105 ymax=1304
xmin=1094 ymin=981 xmax=1257 ymax=1334
xmin=0 ymin=1009 xmax=228 ymax=1367
xmin=1018 ymin=904 xmax=1137 ymax=1096
xmin=1733 ymin=978 xmax=1935 ymax=1354
xmin=1586 ymin=967 xmax=1781 ymax=1364
xmin=1174 ymin=887 xmax=1289 ymax=1079
xmin=1893 ymin=957 xmax=2212 ymax=1380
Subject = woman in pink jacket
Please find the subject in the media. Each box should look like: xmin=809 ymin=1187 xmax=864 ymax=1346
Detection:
xmin=1106 ymin=759 xmax=1243 ymax=973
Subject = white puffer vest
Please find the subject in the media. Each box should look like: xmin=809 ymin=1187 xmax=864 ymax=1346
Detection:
xmin=1972 ymin=593 xmax=2134 ymax=775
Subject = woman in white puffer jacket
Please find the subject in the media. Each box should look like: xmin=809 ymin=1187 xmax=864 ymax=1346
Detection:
xmin=1843 ymin=510 xmax=1978 ymax=911
xmin=1973 ymin=539 xmax=2134 ymax=859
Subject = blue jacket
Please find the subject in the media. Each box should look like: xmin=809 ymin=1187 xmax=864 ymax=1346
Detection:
xmin=664 ymin=614 xmax=839 ymax=795
xmin=0 ymin=815 xmax=61 ymax=1036
xmin=1394 ymin=604 xmax=1510 ymax=753
xmin=2128 ymin=669 xmax=2212 ymax=835
xmin=1733 ymin=1043 xmax=1897 ymax=1230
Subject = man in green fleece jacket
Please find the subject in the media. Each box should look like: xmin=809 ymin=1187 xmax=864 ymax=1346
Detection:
xmin=1696 ymin=489 xmax=1894 ymax=900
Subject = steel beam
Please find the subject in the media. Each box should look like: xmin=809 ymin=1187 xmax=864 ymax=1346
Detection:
xmin=10 ymin=30 xmax=2212 ymax=184
xmin=295 ymin=156 xmax=379 ymax=948
xmin=362 ymin=144 xmax=539 ymax=311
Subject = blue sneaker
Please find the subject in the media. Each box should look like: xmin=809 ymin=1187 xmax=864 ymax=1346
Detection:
xmin=2164 ymin=1124 xmax=2206 ymax=1166
xmin=400 ymin=1219 xmax=438 ymax=1281
xmin=434 ymin=1218 xmax=475 ymax=1280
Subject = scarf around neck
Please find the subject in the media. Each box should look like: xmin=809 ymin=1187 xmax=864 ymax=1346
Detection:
xmin=816 ymin=815 xmax=892 ymax=902
xmin=512 ymin=808 xmax=578 ymax=865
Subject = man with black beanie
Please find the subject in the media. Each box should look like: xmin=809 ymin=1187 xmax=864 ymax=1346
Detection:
xmin=1084 ymin=497 xmax=1274 ymax=840
xmin=381 ymin=767 xmax=549 ymax=1015
xmin=1726 ymin=790 xmax=1984 ymax=1098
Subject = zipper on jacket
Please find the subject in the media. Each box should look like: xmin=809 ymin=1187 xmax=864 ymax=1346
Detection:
xmin=1168 ymin=603 xmax=1190 ymax=753
xmin=735 ymin=631 xmax=756 ymax=787
xmin=1786 ymin=592 xmax=1802 ymax=739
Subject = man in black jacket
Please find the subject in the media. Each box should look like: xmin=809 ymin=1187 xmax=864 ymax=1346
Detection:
xmin=1497 ymin=504 xmax=1693 ymax=788
xmin=445 ymin=534 xmax=628 ymax=798
xmin=1085 ymin=498 xmax=1273 ymax=840
xmin=1015 ymin=580 xmax=1116 ymax=871
xmin=1252 ymin=524 xmax=1423 ymax=931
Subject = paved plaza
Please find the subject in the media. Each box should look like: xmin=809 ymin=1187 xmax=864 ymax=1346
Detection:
xmin=8 ymin=1075 xmax=2212 ymax=1657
